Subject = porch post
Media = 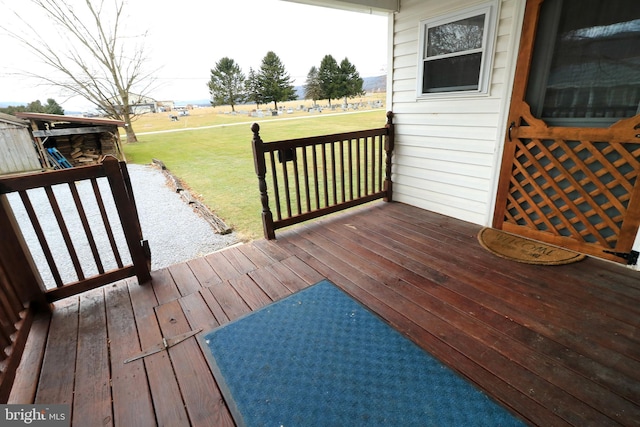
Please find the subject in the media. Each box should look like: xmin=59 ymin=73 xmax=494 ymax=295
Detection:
xmin=383 ymin=111 xmax=394 ymax=202
xmin=102 ymin=156 xmax=152 ymax=284
xmin=251 ymin=123 xmax=276 ymax=240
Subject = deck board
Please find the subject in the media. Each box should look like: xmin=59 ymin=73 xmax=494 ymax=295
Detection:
xmin=74 ymin=289 xmax=112 ymax=427
xmin=35 ymin=298 xmax=78 ymax=405
xmin=128 ymin=277 xmax=189 ymax=426
xmin=10 ymin=202 xmax=640 ymax=426
xmin=156 ymin=299 xmax=233 ymax=426
xmin=105 ymin=281 xmax=155 ymax=427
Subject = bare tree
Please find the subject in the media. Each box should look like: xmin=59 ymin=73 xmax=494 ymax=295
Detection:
xmin=2 ymin=0 xmax=157 ymax=142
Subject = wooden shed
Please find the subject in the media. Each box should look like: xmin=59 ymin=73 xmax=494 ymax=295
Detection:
xmin=15 ymin=112 xmax=126 ymax=169
xmin=0 ymin=113 xmax=44 ymax=175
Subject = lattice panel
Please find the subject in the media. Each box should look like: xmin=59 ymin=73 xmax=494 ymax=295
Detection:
xmin=504 ymin=138 xmax=640 ymax=249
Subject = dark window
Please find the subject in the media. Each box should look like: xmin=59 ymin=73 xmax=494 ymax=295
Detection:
xmin=526 ymin=0 xmax=640 ymax=127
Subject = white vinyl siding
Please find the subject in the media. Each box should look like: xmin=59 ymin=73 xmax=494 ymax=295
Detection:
xmin=390 ymin=0 xmax=525 ymax=225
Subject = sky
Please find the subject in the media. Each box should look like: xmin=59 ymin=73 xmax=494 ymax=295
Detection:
xmin=0 ymin=0 xmax=389 ymax=112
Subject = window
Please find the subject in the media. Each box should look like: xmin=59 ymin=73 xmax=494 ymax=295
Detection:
xmin=525 ymin=0 xmax=640 ymax=127
xmin=418 ymin=3 xmax=496 ymax=96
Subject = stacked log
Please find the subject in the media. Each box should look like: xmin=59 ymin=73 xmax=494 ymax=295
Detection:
xmin=51 ymin=132 xmax=121 ymax=167
xmin=69 ymin=135 xmax=101 ymax=165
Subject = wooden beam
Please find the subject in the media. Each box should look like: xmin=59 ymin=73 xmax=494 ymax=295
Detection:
xmin=32 ymin=126 xmax=114 ymax=137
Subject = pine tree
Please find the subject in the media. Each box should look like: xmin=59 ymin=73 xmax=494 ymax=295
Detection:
xmin=304 ymin=66 xmax=322 ymax=107
xmin=258 ymin=51 xmax=297 ymax=110
xmin=245 ymin=67 xmax=264 ymax=109
xmin=208 ymin=57 xmax=246 ymax=112
xmin=318 ymin=55 xmax=340 ymax=106
xmin=337 ymin=58 xmax=365 ymax=106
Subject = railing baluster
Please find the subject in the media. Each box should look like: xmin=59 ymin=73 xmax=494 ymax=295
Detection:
xmin=91 ymin=178 xmax=124 ymax=268
xmin=312 ymin=145 xmax=320 ymax=210
xmin=339 ymin=140 xmax=346 ymax=203
xmin=68 ymin=181 xmax=104 ymax=274
xmin=378 ymin=134 xmax=384 ymax=192
xmin=292 ymin=150 xmax=302 ymax=215
xmin=302 ymin=147 xmax=311 ymax=213
xmin=321 ymin=143 xmax=329 ymax=208
xmin=371 ymin=135 xmax=377 ymax=193
xmin=348 ymin=139 xmax=354 ymax=201
xmin=364 ymin=136 xmax=370 ymax=195
xmin=268 ymin=151 xmax=281 ymax=221
xmin=45 ymin=186 xmax=85 ymax=282
xmin=330 ymin=141 xmax=337 ymax=205
xmin=19 ymin=190 xmax=64 ymax=288
xmin=280 ymin=153 xmax=292 ymax=218
xmin=356 ymin=138 xmax=362 ymax=198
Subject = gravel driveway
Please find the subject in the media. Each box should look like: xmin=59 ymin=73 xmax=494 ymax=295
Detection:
xmin=7 ymin=163 xmax=239 ymax=288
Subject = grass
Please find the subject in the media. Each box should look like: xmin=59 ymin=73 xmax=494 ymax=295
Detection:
xmin=123 ymin=103 xmax=387 ymax=241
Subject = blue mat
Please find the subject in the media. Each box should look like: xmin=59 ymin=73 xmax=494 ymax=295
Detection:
xmin=203 ymin=280 xmax=525 ymax=426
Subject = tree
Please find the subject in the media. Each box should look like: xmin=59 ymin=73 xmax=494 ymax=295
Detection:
xmin=245 ymin=67 xmax=264 ymax=109
xmin=2 ymin=0 xmax=157 ymax=143
xmin=318 ymin=55 xmax=341 ymax=106
xmin=207 ymin=57 xmax=246 ymax=112
xmin=304 ymin=66 xmax=322 ymax=107
xmin=337 ymin=58 xmax=365 ymax=106
xmin=0 ymin=98 xmax=64 ymax=115
xmin=257 ymin=51 xmax=296 ymax=110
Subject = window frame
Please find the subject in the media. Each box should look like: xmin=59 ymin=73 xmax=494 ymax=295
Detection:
xmin=417 ymin=2 xmax=498 ymax=98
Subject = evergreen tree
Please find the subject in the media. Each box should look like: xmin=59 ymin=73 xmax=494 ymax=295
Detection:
xmin=337 ymin=58 xmax=365 ymax=106
xmin=318 ymin=55 xmax=340 ymax=106
xmin=43 ymin=98 xmax=65 ymax=115
xmin=304 ymin=66 xmax=322 ymax=107
xmin=245 ymin=67 xmax=264 ymax=109
xmin=257 ymin=51 xmax=296 ymax=110
xmin=0 ymin=99 xmax=64 ymax=115
xmin=207 ymin=57 xmax=246 ymax=112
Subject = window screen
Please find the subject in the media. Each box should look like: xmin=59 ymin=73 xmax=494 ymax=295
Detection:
xmin=419 ymin=6 xmax=494 ymax=95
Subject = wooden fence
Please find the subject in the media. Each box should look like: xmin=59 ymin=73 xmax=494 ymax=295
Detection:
xmin=252 ymin=111 xmax=394 ymax=239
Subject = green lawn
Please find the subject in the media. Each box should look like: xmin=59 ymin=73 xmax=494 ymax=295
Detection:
xmin=123 ymin=109 xmax=387 ymax=240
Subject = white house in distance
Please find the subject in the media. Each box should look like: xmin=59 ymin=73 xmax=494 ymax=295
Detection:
xmin=283 ymin=0 xmax=640 ymax=267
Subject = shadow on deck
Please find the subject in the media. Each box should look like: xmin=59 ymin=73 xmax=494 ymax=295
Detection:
xmin=9 ymin=202 xmax=640 ymax=426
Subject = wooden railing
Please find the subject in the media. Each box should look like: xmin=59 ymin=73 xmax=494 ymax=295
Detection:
xmin=0 ymin=156 xmax=151 ymax=302
xmin=252 ymin=111 xmax=394 ymax=239
xmin=0 ymin=156 xmax=150 ymax=402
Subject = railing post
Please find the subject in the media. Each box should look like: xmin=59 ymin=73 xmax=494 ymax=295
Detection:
xmin=252 ymin=123 xmax=276 ymax=240
xmin=102 ymin=156 xmax=152 ymax=284
xmin=384 ymin=111 xmax=394 ymax=202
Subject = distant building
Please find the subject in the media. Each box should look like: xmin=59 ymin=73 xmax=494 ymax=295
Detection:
xmin=106 ymin=94 xmax=159 ymax=115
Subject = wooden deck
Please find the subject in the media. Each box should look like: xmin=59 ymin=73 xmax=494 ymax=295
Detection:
xmin=8 ymin=202 xmax=640 ymax=426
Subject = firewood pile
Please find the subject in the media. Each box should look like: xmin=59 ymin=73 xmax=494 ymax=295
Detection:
xmin=55 ymin=132 xmax=120 ymax=166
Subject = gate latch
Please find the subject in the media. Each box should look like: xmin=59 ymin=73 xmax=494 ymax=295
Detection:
xmin=603 ymin=250 xmax=639 ymax=266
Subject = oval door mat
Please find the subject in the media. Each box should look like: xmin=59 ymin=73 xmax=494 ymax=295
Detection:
xmin=478 ymin=228 xmax=586 ymax=265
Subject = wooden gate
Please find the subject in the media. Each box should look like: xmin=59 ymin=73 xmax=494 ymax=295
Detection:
xmin=493 ymin=0 xmax=640 ymax=264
